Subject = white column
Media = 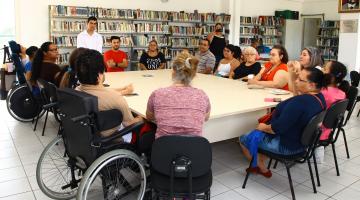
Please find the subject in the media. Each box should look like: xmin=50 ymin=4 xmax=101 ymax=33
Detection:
xmin=227 ymin=0 xmax=241 ymax=45
xmin=338 ymin=13 xmax=360 ymax=72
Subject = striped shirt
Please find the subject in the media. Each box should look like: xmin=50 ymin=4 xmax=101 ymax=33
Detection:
xmin=196 ymin=50 xmax=216 ymax=73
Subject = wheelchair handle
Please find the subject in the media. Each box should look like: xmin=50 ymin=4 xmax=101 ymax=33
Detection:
xmin=71 ymin=114 xmax=91 ymax=123
xmin=42 ymin=102 xmax=58 ymax=110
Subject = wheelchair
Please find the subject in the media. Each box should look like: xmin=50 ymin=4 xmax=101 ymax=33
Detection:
xmin=36 ymin=88 xmax=154 ymax=200
xmin=5 ymin=41 xmax=44 ymax=122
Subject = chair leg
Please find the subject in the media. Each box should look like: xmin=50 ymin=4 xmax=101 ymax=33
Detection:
xmin=242 ymin=157 xmax=253 ymax=189
xmin=267 ymin=158 xmax=273 ymax=169
xmin=285 ymin=164 xmax=296 ymax=200
xmin=307 ymin=159 xmax=317 ymax=193
xmin=312 ymin=153 xmax=321 ymax=187
xmin=273 ymin=160 xmax=278 ymax=169
xmin=357 ymin=106 xmax=360 ymax=117
xmin=341 ymin=128 xmax=350 ymax=159
xmin=41 ymin=110 xmax=49 ymax=136
xmin=331 ymin=143 xmax=340 ymax=176
xmin=33 ymin=111 xmax=41 ymax=131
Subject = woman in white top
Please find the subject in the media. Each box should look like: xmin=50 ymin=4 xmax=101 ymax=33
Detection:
xmin=215 ymin=44 xmax=241 ymax=78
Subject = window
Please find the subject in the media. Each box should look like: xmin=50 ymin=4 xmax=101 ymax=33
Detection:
xmin=0 ymin=0 xmax=15 ymax=63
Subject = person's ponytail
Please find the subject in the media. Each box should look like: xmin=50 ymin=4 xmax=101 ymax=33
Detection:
xmin=31 ymin=42 xmax=52 ymax=83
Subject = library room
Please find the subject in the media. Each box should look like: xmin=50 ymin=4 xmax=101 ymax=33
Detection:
xmin=0 ymin=0 xmax=360 ymax=199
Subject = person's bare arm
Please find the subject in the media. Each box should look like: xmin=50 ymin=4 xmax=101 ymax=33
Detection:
xmin=159 ymin=63 xmax=165 ymax=69
xmin=138 ymin=63 xmax=147 ymax=70
xmin=146 ymin=110 xmax=155 ymax=121
xmin=248 ymin=70 xmax=288 ymax=89
xmin=287 ymin=61 xmax=301 ymax=95
xmin=117 ymin=59 xmax=128 ymax=68
xmin=257 ymin=123 xmax=275 ymax=134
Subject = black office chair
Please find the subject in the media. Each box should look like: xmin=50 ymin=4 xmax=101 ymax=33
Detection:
xmin=242 ymin=111 xmax=326 ymax=200
xmin=33 ymin=79 xmax=61 ymax=135
xmin=37 ymin=88 xmax=151 ymax=200
xmin=150 ymin=135 xmax=212 ymax=200
xmin=315 ymin=99 xmax=349 ymax=179
xmin=349 ymin=71 xmax=360 ymax=117
xmin=338 ymin=86 xmax=359 ymax=159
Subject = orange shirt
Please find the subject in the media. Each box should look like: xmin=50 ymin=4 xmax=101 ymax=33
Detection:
xmin=261 ymin=62 xmax=289 ymax=90
xmin=103 ymin=50 xmax=128 ymax=72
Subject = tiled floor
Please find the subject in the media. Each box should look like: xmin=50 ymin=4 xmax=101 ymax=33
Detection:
xmin=0 ymin=99 xmax=359 ymax=200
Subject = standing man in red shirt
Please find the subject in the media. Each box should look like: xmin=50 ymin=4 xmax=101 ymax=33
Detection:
xmin=104 ymin=36 xmax=128 ymax=72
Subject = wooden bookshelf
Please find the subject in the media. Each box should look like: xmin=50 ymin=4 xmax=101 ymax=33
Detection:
xmin=316 ymin=20 xmax=339 ymax=61
xmin=239 ymin=16 xmax=283 ymax=48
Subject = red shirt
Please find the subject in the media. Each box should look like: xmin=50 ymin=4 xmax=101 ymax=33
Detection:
xmin=103 ymin=50 xmax=128 ymax=72
xmin=261 ymin=62 xmax=289 ymax=91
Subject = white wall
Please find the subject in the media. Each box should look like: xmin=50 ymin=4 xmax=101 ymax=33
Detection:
xmin=15 ymin=0 xmax=228 ymax=47
xmin=302 ymin=0 xmax=339 ymax=20
xmin=338 ymin=13 xmax=360 ymax=72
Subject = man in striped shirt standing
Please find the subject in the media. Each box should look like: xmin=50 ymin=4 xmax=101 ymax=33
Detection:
xmin=196 ymin=38 xmax=216 ymax=74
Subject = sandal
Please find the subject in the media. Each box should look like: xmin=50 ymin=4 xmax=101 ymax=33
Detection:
xmin=257 ymin=168 xmax=272 ymax=178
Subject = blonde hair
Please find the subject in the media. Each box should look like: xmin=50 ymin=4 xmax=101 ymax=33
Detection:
xmin=172 ymin=52 xmax=199 ymax=85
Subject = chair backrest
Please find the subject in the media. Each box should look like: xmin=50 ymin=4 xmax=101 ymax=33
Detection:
xmin=8 ymin=41 xmax=26 ymax=85
xmin=350 ymin=71 xmax=360 ymax=87
xmin=322 ymin=99 xmax=349 ymax=135
xmin=151 ymin=135 xmax=212 ymax=178
xmin=344 ymin=86 xmax=359 ymax=124
xmin=37 ymin=79 xmax=58 ymax=105
xmin=301 ymin=110 xmax=327 ymax=147
xmin=57 ymin=88 xmax=99 ymax=165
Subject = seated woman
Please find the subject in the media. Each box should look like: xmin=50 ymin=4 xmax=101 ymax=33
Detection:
xmin=30 ymin=42 xmax=68 ymax=88
xmin=320 ymin=61 xmax=349 ymax=141
xmin=75 ymin=49 xmax=143 ymax=142
xmin=239 ymin=67 xmax=326 ymax=178
xmin=146 ymin=52 xmax=211 ymax=138
xmin=24 ymin=46 xmax=38 ymax=81
xmin=248 ymin=45 xmax=289 ymax=90
xmin=214 ymin=44 xmax=241 ymax=78
xmin=288 ymin=47 xmax=323 ymax=94
xmin=230 ymin=46 xmax=261 ymax=80
xmin=138 ymin=40 xmax=166 ymax=70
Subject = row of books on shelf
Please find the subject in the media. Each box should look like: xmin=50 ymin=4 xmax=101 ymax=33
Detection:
xmin=240 ymin=16 xmax=282 ymax=26
xmin=51 ymin=35 xmax=134 ymax=47
xmin=133 ymin=35 xmax=168 ymax=47
xmin=320 ymin=48 xmax=338 ymax=59
xmin=240 ymin=37 xmax=280 ymax=46
xmin=317 ymin=29 xmax=339 ymax=38
xmin=50 ymin=5 xmax=231 ymax=23
xmin=51 ymin=35 xmax=204 ymax=49
xmin=240 ymin=27 xmax=280 ymax=36
xmin=51 ymin=20 xmax=224 ymax=35
xmin=320 ymin=21 xmax=340 ymax=28
xmin=316 ymin=39 xmax=339 ymax=47
xmin=171 ymin=26 xmax=202 ymax=36
xmin=170 ymin=38 xmax=200 ymax=48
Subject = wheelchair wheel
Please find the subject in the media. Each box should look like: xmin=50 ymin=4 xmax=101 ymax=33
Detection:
xmin=36 ymin=135 xmax=82 ymax=200
xmin=77 ymin=149 xmax=147 ymax=200
xmin=6 ymin=84 xmax=44 ymax=122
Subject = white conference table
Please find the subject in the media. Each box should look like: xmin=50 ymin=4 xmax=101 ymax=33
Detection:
xmin=104 ymin=69 xmax=292 ymax=143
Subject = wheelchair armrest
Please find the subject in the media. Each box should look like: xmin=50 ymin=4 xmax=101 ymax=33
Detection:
xmin=42 ymin=102 xmax=58 ymax=110
xmin=99 ymin=121 xmax=145 ymax=144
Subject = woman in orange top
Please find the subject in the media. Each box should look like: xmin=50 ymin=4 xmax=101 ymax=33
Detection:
xmin=248 ymin=45 xmax=289 ymax=90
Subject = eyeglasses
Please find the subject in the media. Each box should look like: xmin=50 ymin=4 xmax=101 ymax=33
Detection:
xmin=244 ymin=53 xmax=255 ymax=56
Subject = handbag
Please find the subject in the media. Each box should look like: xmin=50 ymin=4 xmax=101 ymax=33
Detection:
xmin=258 ymin=110 xmax=274 ymax=124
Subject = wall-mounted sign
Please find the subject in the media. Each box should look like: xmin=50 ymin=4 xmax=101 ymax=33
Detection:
xmin=340 ymin=20 xmax=358 ymax=33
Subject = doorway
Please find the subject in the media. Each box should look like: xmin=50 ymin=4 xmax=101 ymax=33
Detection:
xmin=302 ymin=18 xmax=322 ymax=49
